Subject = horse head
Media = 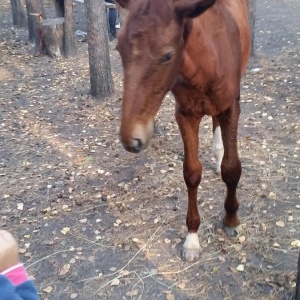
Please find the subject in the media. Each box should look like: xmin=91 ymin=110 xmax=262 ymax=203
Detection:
xmin=116 ymin=0 xmax=216 ymax=153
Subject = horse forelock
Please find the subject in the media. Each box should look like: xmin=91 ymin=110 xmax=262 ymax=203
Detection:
xmin=127 ymin=0 xmax=175 ymax=32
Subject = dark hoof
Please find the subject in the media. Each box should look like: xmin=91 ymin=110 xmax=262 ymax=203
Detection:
xmin=222 ymin=220 xmax=242 ymax=237
xmin=223 ymin=225 xmax=238 ymax=237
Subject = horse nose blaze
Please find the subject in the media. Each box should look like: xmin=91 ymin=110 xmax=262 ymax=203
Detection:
xmin=120 ymin=122 xmax=154 ymax=153
xmin=120 ymin=122 xmax=151 ymax=153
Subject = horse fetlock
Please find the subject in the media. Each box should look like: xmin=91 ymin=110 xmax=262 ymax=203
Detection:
xmin=223 ymin=215 xmax=240 ymax=237
xmin=182 ymin=233 xmax=200 ymax=262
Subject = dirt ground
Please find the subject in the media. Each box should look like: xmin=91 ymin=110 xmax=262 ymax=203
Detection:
xmin=0 ymin=0 xmax=299 ymax=299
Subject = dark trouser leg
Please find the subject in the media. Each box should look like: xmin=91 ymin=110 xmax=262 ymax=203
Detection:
xmin=109 ymin=8 xmax=117 ymax=38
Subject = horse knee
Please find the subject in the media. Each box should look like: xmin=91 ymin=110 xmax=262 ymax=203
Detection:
xmin=221 ymin=159 xmax=241 ymax=188
xmin=183 ymin=162 xmax=202 ymax=188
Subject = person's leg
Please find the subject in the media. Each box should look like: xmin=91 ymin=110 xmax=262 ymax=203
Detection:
xmin=109 ymin=8 xmax=117 ymax=38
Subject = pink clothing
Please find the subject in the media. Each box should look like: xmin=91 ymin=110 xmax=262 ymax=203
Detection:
xmin=1 ymin=263 xmax=29 ymax=286
xmin=0 ymin=263 xmax=39 ymax=300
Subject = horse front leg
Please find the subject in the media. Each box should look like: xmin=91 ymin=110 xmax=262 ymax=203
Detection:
xmin=176 ymin=107 xmax=202 ymax=262
xmin=217 ymin=98 xmax=242 ymax=236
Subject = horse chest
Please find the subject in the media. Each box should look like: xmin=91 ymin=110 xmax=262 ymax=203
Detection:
xmin=173 ymin=78 xmax=237 ymax=117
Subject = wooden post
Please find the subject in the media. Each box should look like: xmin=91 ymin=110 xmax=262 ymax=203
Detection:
xmin=248 ymin=0 xmax=256 ymax=56
xmin=42 ymin=18 xmax=64 ymax=57
xmin=63 ymin=0 xmax=76 ymax=57
xmin=11 ymin=0 xmax=27 ymax=27
xmin=85 ymin=0 xmax=114 ymax=99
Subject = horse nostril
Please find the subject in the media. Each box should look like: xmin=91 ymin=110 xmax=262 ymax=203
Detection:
xmin=132 ymin=138 xmax=143 ymax=152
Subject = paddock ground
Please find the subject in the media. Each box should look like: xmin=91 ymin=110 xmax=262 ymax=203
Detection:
xmin=0 ymin=0 xmax=299 ymax=299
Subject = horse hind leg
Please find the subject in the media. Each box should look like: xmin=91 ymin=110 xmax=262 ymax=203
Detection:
xmin=212 ymin=117 xmax=224 ymax=174
xmin=216 ymin=99 xmax=241 ymax=236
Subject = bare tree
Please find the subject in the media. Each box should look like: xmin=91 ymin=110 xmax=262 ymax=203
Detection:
xmin=85 ymin=0 xmax=114 ymax=99
xmin=11 ymin=0 xmax=27 ymax=27
xmin=248 ymin=0 xmax=256 ymax=56
xmin=64 ymin=0 xmax=76 ymax=57
xmin=25 ymin=0 xmax=46 ymax=54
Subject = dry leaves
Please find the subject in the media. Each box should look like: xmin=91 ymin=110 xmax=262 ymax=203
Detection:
xmin=59 ymin=264 xmax=71 ymax=276
xmin=42 ymin=286 xmax=53 ymax=294
xmin=61 ymin=227 xmax=70 ymax=235
xmin=236 ymin=264 xmax=245 ymax=272
xmin=166 ymin=293 xmax=175 ymax=300
xmin=110 ymin=278 xmax=120 ymax=286
xmin=276 ymin=221 xmax=285 ymax=228
xmin=291 ymin=240 xmax=300 ymax=247
xmin=126 ymin=289 xmax=138 ymax=297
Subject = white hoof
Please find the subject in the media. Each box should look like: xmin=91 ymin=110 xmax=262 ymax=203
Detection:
xmin=182 ymin=233 xmax=200 ymax=262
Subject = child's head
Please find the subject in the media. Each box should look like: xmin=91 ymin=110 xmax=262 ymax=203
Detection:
xmin=0 ymin=230 xmax=19 ymax=273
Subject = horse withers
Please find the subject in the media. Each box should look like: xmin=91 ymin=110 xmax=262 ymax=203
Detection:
xmin=115 ymin=0 xmax=251 ymax=262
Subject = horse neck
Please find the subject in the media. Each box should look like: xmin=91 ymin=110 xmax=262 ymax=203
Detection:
xmin=179 ymin=17 xmax=215 ymax=86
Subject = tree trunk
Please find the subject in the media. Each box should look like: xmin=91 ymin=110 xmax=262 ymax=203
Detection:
xmin=25 ymin=0 xmax=46 ymax=54
xmin=248 ymin=0 xmax=256 ymax=56
xmin=25 ymin=0 xmax=35 ymax=41
xmin=11 ymin=0 xmax=27 ymax=27
xmin=85 ymin=0 xmax=114 ymax=99
xmin=54 ymin=0 xmax=64 ymax=17
xmin=42 ymin=17 xmax=64 ymax=57
xmin=64 ymin=0 xmax=76 ymax=57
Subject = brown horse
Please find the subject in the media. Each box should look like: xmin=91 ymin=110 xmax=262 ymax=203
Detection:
xmin=115 ymin=0 xmax=250 ymax=262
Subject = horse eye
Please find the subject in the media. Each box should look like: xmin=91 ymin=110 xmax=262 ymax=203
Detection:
xmin=160 ymin=51 xmax=174 ymax=64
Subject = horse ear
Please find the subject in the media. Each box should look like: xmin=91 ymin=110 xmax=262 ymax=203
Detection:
xmin=175 ymin=0 xmax=216 ymax=19
xmin=115 ymin=0 xmax=130 ymax=9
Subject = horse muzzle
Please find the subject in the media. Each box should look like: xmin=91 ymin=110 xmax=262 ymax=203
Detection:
xmin=120 ymin=121 xmax=154 ymax=154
